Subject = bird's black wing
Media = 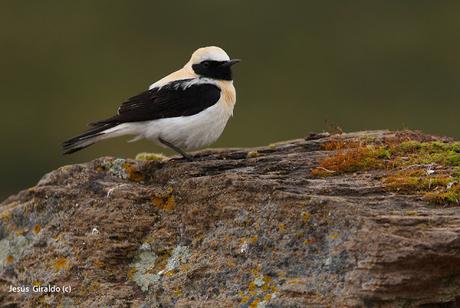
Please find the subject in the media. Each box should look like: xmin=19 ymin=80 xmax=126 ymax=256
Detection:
xmin=63 ymin=79 xmax=221 ymax=154
xmin=93 ymin=79 xmax=221 ymax=125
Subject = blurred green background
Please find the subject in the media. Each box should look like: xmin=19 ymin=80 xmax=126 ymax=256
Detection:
xmin=1 ymin=1 xmax=459 ymax=200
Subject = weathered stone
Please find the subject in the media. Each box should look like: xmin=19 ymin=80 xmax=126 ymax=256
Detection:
xmin=1 ymin=130 xmax=459 ymax=307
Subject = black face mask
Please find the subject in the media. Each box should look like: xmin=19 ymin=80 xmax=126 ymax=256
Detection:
xmin=192 ymin=60 xmax=239 ymax=80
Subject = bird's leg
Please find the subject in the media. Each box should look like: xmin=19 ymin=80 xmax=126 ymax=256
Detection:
xmin=159 ymin=137 xmax=193 ymax=161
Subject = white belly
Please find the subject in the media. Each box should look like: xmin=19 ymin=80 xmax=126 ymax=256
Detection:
xmin=102 ymin=80 xmax=236 ymax=151
xmin=134 ymin=99 xmax=233 ymax=150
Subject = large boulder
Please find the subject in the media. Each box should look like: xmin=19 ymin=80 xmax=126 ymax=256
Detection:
xmin=1 ymin=130 xmax=459 ymax=307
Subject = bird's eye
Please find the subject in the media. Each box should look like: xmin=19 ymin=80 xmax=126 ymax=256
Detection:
xmin=202 ymin=61 xmax=210 ymax=67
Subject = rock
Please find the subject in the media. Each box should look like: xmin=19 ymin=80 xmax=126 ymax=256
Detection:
xmin=1 ymin=130 xmax=460 ymax=307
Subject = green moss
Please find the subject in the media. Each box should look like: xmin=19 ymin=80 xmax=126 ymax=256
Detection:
xmin=392 ymin=141 xmax=422 ymax=154
xmin=387 ymin=141 xmax=460 ymax=168
xmin=425 ymin=184 xmax=460 ymax=204
xmin=374 ymin=147 xmax=391 ymax=159
xmin=385 ymin=170 xmax=451 ymax=193
xmin=312 ymin=138 xmax=460 ymax=205
xmin=425 ymin=141 xmax=451 ymax=152
xmin=447 ymin=153 xmax=460 ymax=166
xmin=453 ymin=167 xmax=460 ymax=182
xmin=135 ymin=152 xmax=168 ymax=161
xmin=391 ymin=141 xmax=459 ymax=156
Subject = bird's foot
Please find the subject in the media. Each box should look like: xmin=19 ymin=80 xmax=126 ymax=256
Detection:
xmin=168 ymin=153 xmax=194 ymax=162
xmin=182 ymin=153 xmax=194 ymax=161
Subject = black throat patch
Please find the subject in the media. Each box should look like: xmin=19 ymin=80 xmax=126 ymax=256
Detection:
xmin=192 ymin=60 xmax=233 ymax=80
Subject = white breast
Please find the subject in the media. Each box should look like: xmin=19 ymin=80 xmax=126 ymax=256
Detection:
xmin=141 ymin=97 xmax=233 ymax=150
xmin=105 ymin=80 xmax=236 ymax=151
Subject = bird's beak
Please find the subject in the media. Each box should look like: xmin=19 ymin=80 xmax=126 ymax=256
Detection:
xmin=222 ymin=59 xmax=241 ymax=67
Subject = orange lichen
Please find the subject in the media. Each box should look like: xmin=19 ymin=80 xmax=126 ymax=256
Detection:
xmin=261 ymin=283 xmax=275 ymax=292
xmin=127 ymin=267 xmax=137 ymax=280
xmin=240 ymin=267 xmax=277 ymax=306
xmin=165 ymin=270 xmax=175 ymax=277
xmin=93 ymin=259 xmax=104 ymax=269
xmin=54 ymin=257 xmax=69 ymax=271
xmin=301 ymin=211 xmax=311 ymax=223
xmin=278 ymin=223 xmax=286 ymax=233
xmin=122 ymin=162 xmax=144 ymax=182
xmin=227 ymin=259 xmax=236 ymax=268
xmin=0 ymin=210 xmax=11 ymax=223
xmin=152 ymin=195 xmax=176 ymax=211
xmin=173 ymin=289 xmax=183 ymax=297
xmin=249 ymin=289 xmax=258 ymax=296
xmin=240 ymin=295 xmax=251 ymax=304
xmin=6 ymin=255 xmax=14 ymax=265
xmin=249 ymin=298 xmax=261 ymax=308
xmin=295 ymin=231 xmax=304 ymax=239
xmin=329 ymin=233 xmax=339 ymax=240
xmin=179 ymin=263 xmax=191 ymax=272
xmin=287 ymin=278 xmax=305 ymax=285
xmin=151 ymin=249 xmax=171 ymax=272
xmin=33 ymin=224 xmax=41 ymax=234
xmin=15 ymin=230 xmax=26 ymax=236
xmin=249 ymin=236 xmax=258 ymax=245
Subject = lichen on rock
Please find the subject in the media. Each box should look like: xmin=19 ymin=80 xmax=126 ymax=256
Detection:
xmin=0 ymin=234 xmax=33 ymax=271
xmin=1 ymin=130 xmax=460 ymax=307
xmin=129 ymin=243 xmax=190 ymax=292
xmin=129 ymin=243 xmax=161 ymax=292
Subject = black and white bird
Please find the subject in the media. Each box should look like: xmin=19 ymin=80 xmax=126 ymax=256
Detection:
xmin=63 ymin=46 xmax=240 ymax=160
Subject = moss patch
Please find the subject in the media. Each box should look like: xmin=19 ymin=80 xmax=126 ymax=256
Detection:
xmin=311 ymin=144 xmax=387 ymax=176
xmin=135 ymin=152 xmax=168 ymax=161
xmin=425 ymin=183 xmax=460 ymax=204
xmin=384 ymin=169 xmax=452 ymax=193
xmin=311 ymin=137 xmax=460 ymax=205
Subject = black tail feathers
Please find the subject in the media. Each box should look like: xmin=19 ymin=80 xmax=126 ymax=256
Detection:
xmin=62 ymin=122 xmax=117 ymax=154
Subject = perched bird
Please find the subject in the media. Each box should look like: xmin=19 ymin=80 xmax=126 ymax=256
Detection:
xmin=63 ymin=46 xmax=240 ymax=160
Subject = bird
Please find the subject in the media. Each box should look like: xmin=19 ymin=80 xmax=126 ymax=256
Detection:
xmin=63 ymin=46 xmax=240 ymax=160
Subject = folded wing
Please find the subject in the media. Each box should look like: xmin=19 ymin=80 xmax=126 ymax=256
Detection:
xmin=63 ymin=78 xmax=221 ymax=154
xmin=93 ymin=79 xmax=221 ymax=125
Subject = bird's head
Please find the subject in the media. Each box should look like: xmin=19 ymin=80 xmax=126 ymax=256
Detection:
xmin=186 ymin=46 xmax=240 ymax=81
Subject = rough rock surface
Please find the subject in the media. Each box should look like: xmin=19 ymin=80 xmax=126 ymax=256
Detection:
xmin=1 ymin=130 xmax=460 ymax=307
